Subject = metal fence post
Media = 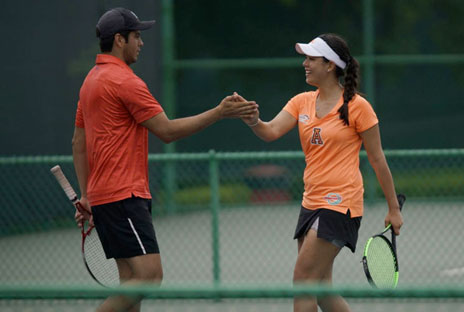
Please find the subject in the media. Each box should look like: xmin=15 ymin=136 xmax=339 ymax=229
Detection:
xmin=161 ymin=0 xmax=177 ymax=213
xmin=363 ymin=0 xmax=377 ymax=201
xmin=209 ymin=149 xmax=221 ymax=285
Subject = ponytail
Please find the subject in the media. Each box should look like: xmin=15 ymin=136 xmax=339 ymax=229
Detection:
xmin=318 ymin=33 xmax=360 ymax=127
xmin=338 ymin=56 xmax=359 ymax=126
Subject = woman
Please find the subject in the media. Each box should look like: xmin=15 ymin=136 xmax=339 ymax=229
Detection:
xmin=239 ymin=33 xmax=403 ymax=312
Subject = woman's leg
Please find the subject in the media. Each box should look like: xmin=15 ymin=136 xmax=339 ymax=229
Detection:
xmin=293 ymin=229 xmax=347 ymax=312
xmin=317 ymin=262 xmax=351 ymax=312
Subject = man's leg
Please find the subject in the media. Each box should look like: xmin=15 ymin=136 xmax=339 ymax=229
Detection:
xmin=97 ymin=253 xmax=163 ymax=312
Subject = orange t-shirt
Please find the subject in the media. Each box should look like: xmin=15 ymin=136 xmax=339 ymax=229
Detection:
xmin=283 ymin=90 xmax=378 ymax=217
xmin=75 ymin=54 xmax=164 ymax=206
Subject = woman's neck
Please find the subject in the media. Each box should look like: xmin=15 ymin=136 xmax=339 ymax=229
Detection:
xmin=317 ymin=79 xmax=343 ymax=101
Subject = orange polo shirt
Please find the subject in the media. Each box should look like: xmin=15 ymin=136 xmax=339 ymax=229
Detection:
xmin=75 ymin=54 xmax=163 ymax=206
xmin=283 ymin=90 xmax=378 ymax=217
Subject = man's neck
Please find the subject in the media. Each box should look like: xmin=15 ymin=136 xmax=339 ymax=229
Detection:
xmin=102 ymin=50 xmax=129 ymax=66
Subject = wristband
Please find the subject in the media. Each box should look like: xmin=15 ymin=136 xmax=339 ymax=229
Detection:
xmin=248 ymin=119 xmax=260 ymax=127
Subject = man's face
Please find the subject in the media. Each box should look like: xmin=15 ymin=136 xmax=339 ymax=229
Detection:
xmin=122 ymin=31 xmax=143 ymax=65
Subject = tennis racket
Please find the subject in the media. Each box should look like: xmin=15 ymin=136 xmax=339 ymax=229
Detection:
xmin=50 ymin=165 xmax=119 ymax=288
xmin=362 ymin=193 xmax=406 ymax=289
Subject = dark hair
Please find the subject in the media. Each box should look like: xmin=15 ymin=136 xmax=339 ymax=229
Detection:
xmin=319 ymin=33 xmax=359 ymax=126
xmin=96 ymin=29 xmax=131 ymax=52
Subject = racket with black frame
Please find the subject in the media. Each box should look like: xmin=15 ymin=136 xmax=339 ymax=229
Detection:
xmin=362 ymin=194 xmax=406 ymax=289
xmin=50 ymin=165 xmax=119 ymax=287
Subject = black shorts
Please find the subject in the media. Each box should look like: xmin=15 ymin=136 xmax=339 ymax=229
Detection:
xmin=293 ymin=206 xmax=361 ymax=253
xmin=92 ymin=196 xmax=160 ymax=259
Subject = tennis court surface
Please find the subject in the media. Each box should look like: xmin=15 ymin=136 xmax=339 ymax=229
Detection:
xmin=1 ymin=200 xmax=463 ymax=311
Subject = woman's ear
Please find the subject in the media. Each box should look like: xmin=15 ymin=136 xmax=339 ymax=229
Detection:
xmin=327 ymin=61 xmax=337 ymax=73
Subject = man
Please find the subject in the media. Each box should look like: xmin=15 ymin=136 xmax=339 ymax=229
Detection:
xmin=72 ymin=7 xmax=257 ymax=312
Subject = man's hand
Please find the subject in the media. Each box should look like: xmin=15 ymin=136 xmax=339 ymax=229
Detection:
xmin=232 ymin=92 xmax=260 ymax=126
xmin=74 ymin=197 xmax=94 ymax=228
xmin=218 ymin=94 xmax=258 ymax=119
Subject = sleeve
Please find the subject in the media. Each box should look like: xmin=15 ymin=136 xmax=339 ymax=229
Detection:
xmin=118 ymin=77 xmax=164 ymax=123
xmin=283 ymin=93 xmax=305 ymax=119
xmin=75 ymin=101 xmax=85 ymax=128
xmin=350 ymin=96 xmax=379 ymax=133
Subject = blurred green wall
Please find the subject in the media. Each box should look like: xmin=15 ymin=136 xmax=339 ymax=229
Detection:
xmin=1 ymin=0 xmax=463 ymax=156
xmin=0 ymin=0 xmax=163 ymax=155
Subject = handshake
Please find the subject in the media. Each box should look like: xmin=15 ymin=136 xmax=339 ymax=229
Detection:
xmin=218 ymin=92 xmax=260 ymax=127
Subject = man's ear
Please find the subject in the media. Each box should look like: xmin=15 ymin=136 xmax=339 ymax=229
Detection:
xmin=113 ymin=33 xmax=125 ymax=48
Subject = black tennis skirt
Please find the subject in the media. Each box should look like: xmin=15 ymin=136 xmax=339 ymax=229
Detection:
xmin=92 ymin=196 xmax=160 ymax=259
xmin=294 ymin=206 xmax=362 ymax=253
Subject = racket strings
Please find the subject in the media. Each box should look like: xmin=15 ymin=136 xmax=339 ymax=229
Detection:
xmin=84 ymin=230 xmax=120 ymax=287
xmin=365 ymin=236 xmax=397 ymax=288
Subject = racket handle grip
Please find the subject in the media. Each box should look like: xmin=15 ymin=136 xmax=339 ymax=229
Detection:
xmin=50 ymin=165 xmax=79 ymax=204
xmin=397 ymin=194 xmax=406 ymax=211
xmin=391 ymin=194 xmax=405 ymax=254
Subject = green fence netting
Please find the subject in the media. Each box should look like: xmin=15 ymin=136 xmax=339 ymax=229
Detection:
xmin=1 ymin=285 xmax=464 ymax=312
xmin=0 ymin=149 xmax=463 ymax=290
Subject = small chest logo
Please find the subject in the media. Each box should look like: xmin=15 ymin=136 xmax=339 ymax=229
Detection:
xmin=299 ymin=114 xmax=310 ymax=124
xmin=324 ymin=193 xmax=342 ymax=205
xmin=310 ymin=128 xmax=324 ymax=145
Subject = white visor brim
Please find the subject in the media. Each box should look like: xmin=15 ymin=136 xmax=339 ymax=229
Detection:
xmin=295 ymin=37 xmax=346 ymax=69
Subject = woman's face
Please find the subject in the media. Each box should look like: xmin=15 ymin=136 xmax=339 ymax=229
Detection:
xmin=302 ymin=56 xmax=330 ymax=87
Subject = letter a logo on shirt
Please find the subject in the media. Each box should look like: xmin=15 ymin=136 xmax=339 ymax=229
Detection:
xmin=311 ymin=128 xmax=324 ymax=145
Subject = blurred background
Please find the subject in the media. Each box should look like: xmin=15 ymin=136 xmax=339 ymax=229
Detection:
xmin=1 ymin=0 xmax=463 ymax=155
xmin=1 ymin=0 xmax=464 ymax=311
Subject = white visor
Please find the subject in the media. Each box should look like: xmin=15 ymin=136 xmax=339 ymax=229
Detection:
xmin=295 ymin=37 xmax=346 ymax=69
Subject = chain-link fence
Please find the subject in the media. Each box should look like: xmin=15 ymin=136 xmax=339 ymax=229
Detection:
xmin=1 ymin=149 xmax=463 ymax=288
xmin=1 ymin=285 xmax=464 ymax=312
xmin=1 ymin=149 xmax=464 ymax=311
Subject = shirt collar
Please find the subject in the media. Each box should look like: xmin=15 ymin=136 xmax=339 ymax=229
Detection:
xmin=95 ymin=54 xmax=132 ymax=71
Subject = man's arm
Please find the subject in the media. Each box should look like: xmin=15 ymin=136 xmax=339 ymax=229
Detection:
xmin=141 ymin=95 xmax=258 ymax=143
xmin=72 ymin=127 xmax=88 ymax=196
xmin=72 ymin=127 xmax=91 ymax=220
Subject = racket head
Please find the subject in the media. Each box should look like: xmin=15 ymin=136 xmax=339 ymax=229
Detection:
xmin=362 ymin=233 xmax=399 ymax=289
xmin=82 ymin=226 xmax=120 ymax=288
xmin=362 ymin=193 xmax=406 ymax=288
xmin=51 ymin=165 xmax=118 ymax=287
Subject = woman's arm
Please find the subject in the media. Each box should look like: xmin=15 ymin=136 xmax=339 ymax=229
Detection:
xmin=246 ymin=110 xmax=297 ymax=142
xmin=360 ymin=124 xmax=404 ymax=234
xmin=237 ymin=92 xmax=297 ymax=142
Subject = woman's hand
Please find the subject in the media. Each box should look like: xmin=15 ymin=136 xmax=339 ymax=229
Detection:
xmin=232 ymin=92 xmax=260 ymax=126
xmin=217 ymin=93 xmax=258 ymax=119
xmin=384 ymin=208 xmax=403 ymax=235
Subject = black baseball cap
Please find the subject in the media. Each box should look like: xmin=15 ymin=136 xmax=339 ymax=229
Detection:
xmin=96 ymin=8 xmax=155 ymax=39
